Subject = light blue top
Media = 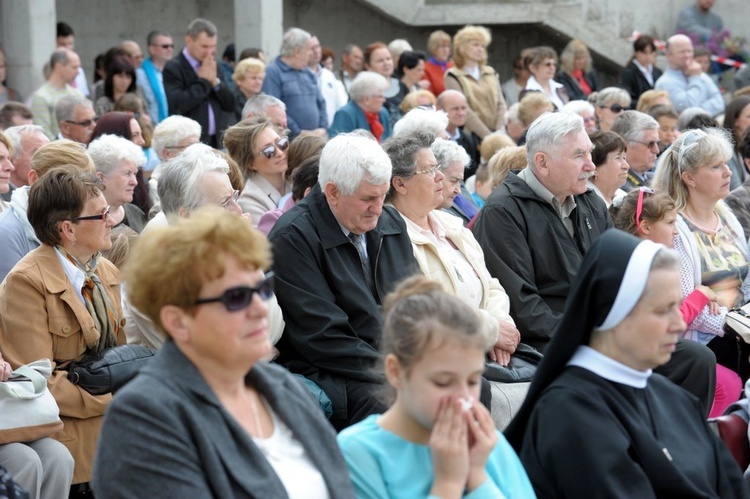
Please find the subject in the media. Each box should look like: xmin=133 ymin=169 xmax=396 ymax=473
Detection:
xmin=337 ymin=415 xmax=536 ymax=499
xmin=654 ymin=67 xmax=724 ymax=117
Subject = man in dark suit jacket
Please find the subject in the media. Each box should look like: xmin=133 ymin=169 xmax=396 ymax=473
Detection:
xmin=163 ymin=18 xmax=235 ymax=147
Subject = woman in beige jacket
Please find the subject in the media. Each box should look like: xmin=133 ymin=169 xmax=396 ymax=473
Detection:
xmin=0 ymin=167 xmax=125 ymax=490
xmin=384 ymin=131 xmax=519 ymax=365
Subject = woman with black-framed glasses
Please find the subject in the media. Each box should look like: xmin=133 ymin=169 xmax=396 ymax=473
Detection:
xmin=92 ymin=207 xmax=353 ymax=498
xmin=0 ymin=166 xmax=125 ymax=493
xmin=223 ymin=117 xmax=291 ymax=226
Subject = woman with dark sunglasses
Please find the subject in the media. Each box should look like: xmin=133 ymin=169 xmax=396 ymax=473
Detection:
xmin=653 ymin=127 xmax=750 ymax=384
xmin=588 ymin=86 xmax=631 ymax=132
xmin=223 ymin=117 xmax=291 ymax=226
xmin=92 ymin=207 xmax=353 ymax=498
xmin=0 ymin=167 xmax=125 ymax=495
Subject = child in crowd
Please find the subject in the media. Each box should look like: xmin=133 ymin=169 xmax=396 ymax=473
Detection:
xmin=612 ymin=187 xmax=741 ymax=417
xmin=337 ymin=276 xmax=535 ymax=499
xmin=647 ymin=104 xmax=680 ymax=155
xmin=470 ymin=163 xmax=491 ymax=208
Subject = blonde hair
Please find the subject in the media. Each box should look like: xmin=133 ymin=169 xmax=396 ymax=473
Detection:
xmin=452 ymin=25 xmax=491 ymax=68
xmin=636 ymin=89 xmax=671 ymax=112
xmin=518 ymin=92 xmax=554 ymax=127
xmin=31 ymin=139 xmax=95 ymax=177
xmin=400 ymin=89 xmax=437 ymax=113
xmin=479 ymin=132 xmax=516 ymax=163
xmin=124 ymin=207 xmax=271 ymax=335
xmin=560 ymin=39 xmax=592 ymax=74
xmin=488 ymin=146 xmax=527 ymax=189
xmin=427 ymin=30 xmax=452 ymax=55
xmin=233 ymin=57 xmax=266 ymax=84
xmin=103 ymin=226 xmax=139 ymax=270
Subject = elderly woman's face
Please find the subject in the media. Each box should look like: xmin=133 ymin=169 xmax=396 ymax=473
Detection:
xmin=439 ymin=161 xmax=464 ymax=209
xmin=463 ymin=40 xmax=485 ymax=65
xmin=531 ymin=58 xmax=557 ymax=82
xmin=101 ymin=159 xmax=138 ymax=207
xmin=603 ymin=267 xmax=684 ymax=371
xmin=398 ymin=148 xmax=444 ymax=213
xmin=187 ymin=255 xmax=272 ymax=365
xmin=0 ymin=142 xmax=13 ymax=194
xmin=366 ymin=48 xmax=394 ymax=78
xmin=72 ymin=192 xmax=115 ymax=257
xmin=252 ymin=127 xmax=288 ymax=177
xmin=239 ymin=71 xmax=265 ymax=97
xmin=573 ymin=54 xmax=587 ymax=71
xmin=360 ymin=91 xmax=386 ymax=114
xmin=595 ymin=101 xmax=626 ymax=132
xmin=433 ymin=41 xmax=451 ymax=62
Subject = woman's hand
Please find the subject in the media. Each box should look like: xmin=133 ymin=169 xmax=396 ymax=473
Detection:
xmin=695 ymin=285 xmax=722 ymax=315
xmin=429 ymin=397 xmax=469 ymax=499
xmin=488 ymin=320 xmax=520 ymax=366
xmin=465 ymin=401 xmax=498 ymax=492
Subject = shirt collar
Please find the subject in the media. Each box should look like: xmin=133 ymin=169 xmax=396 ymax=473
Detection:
xmin=518 ymin=167 xmax=577 ymax=216
xmin=182 ymin=47 xmax=200 ymax=69
xmin=568 ymin=345 xmax=652 ymax=388
xmin=54 ymin=246 xmax=85 ymax=303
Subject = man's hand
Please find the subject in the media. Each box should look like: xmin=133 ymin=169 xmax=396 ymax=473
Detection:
xmin=198 ymin=55 xmax=218 ymax=84
xmin=685 ymin=60 xmax=703 ymax=77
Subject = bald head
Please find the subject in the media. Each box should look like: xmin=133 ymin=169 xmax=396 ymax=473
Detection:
xmin=666 ymin=34 xmax=694 ymax=71
xmin=437 ymin=90 xmax=469 ymax=130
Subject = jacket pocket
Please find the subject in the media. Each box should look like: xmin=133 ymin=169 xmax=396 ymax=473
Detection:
xmin=48 ymin=317 xmax=86 ymax=363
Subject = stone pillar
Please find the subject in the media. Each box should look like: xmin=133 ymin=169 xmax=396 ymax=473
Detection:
xmin=0 ymin=0 xmax=56 ymax=100
xmin=234 ymin=0 xmax=283 ymax=60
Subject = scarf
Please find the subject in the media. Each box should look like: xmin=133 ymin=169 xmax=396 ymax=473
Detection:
xmin=142 ymin=58 xmax=168 ymax=122
xmin=571 ymin=69 xmax=592 ymax=96
xmin=57 ymin=246 xmax=119 ymax=354
xmin=428 ymin=56 xmax=449 ymax=72
xmin=365 ymin=111 xmax=384 ymax=143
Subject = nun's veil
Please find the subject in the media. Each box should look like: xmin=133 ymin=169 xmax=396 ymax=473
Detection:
xmin=505 ymin=229 xmax=665 ymax=450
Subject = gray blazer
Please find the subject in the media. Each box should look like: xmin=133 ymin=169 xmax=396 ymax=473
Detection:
xmin=92 ymin=340 xmax=354 ymax=498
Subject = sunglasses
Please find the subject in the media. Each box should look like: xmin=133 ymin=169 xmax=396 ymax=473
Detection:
xmin=635 ymin=187 xmax=655 ymax=231
xmin=258 ymin=136 xmax=289 ymax=160
xmin=152 ymin=44 xmax=174 ymax=49
xmin=194 ymin=273 xmax=275 ymax=312
xmin=65 ymin=118 xmax=96 ymax=127
xmin=600 ymin=104 xmax=625 ymax=113
xmin=71 ymin=206 xmax=111 ymax=222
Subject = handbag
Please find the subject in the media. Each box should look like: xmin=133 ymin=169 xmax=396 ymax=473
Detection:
xmin=726 ymin=303 xmax=750 ymax=343
xmin=65 ymin=345 xmax=156 ymax=395
xmin=483 ymin=343 xmax=543 ymax=383
xmin=0 ymin=359 xmax=63 ymax=444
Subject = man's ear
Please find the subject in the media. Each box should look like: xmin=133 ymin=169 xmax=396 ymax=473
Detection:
xmin=533 ymin=152 xmax=548 ymax=178
xmin=323 ymin=182 xmax=340 ymax=206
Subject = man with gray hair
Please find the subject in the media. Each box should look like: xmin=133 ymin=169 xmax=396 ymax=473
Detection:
xmin=473 ymin=112 xmax=610 ymax=350
xmin=3 ymin=125 xmax=49 ymax=190
xmin=29 ymin=48 xmax=83 ymax=139
xmin=56 ymin=95 xmax=96 ymax=145
xmin=269 ymin=133 xmax=417 ymax=430
xmin=163 ymin=18 xmax=235 ymax=147
xmin=241 ymin=94 xmax=288 ymax=134
xmin=262 ymin=27 xmax=327 ymax=139
xmin=611 ymin=110 xmax=660 ymax=191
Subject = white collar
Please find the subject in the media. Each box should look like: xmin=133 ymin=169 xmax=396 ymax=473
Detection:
xmin=54 ymin=247 xmax=86 ymax=304
xmin=568 ymin=346 xmax=651 ymax=388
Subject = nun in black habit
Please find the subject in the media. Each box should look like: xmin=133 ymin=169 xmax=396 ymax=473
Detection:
xmin=505 ymin=229 xmax=748 ymax=498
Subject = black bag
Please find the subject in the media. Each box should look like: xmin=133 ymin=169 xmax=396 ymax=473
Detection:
xmin=483 ymin=343 xmax=543 ymax=383
xmin=65 ymin=345 xmax=156 ymax=395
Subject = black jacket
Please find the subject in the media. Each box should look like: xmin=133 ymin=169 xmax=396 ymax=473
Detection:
xmin=619 ymin=61 xmax=663 ymax=108
xmin=471 ymin=173 xmax=612 ymax=351
xmin=557 ymin=70 xmax=599 ymax=102
xmin=163 ymin=52 xmax=236 ymax=144
xmin=268 ymin=184 xmax=417 ymax=419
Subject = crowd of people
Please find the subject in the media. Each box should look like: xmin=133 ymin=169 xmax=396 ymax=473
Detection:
xmin=2 ymin=0 xmax=750 ymax=496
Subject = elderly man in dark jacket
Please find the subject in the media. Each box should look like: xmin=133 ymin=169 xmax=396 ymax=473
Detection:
xmin=269 ymin=132 xmax=417 ymax=430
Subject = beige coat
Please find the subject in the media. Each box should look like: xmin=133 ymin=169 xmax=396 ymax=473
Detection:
xmin=0 ymin=244 xmax=125 ymax=484
xmin=444 ymin=65 xmax=507 ymax=139
xmin=404 ymin=210 xmax=514 ymax=342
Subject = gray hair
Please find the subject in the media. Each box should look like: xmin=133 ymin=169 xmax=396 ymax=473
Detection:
xmin=611 ymin=110 xmax=659 ymax=143
xmin=677 ymin=107 xmax=711 ymax=131
xmin=49 ymin=48 xmax=71 ymax=69
xmin=525 ymin=112 xmax=585 ymax=168
xmin=152 ymin=116 xmax=202 ymax=160
xmin=505 ymin=102 xmax=521 ymax=126
xmin=382 ymin=131 xmax=436 ymax=201
xmin=55 ymin=95 xmax=92 ymax=124
xmin=318 ymin=133 xmax=392 ymax=195
xmin=3 ymin=125 xmax=47 ymax=159
xmin=87 ymin=134 xmax=147 ymax=174
xmin=393 ymin=108 xmax=449 ymax=138
xmin=186 ymin=18 xmax=217 ymax=39
xmin=588 ymin=87 xmax=631 ymax=108
xmin=652 ymin=127 xmax=733 ymax=210
xmin=349 ymin=71 xmax=389 ymax=103
xmin=242 ymin=94 xmax=286 ymax=120
xmin=562 ymin=100 xmax=595 ymax=116
xmin=157 ymin=143 xmax=230 ymax=215
xmin=431 ymin=138 xmax=470 ymax=172
xmin=279 ymin=28 xmax=311 ymax=58
xmin=147 ymin=30 xmax=172 ymax=46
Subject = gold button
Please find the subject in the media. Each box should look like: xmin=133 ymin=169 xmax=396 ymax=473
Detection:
xmin=62 ymin=325 xmax=71 ymax=333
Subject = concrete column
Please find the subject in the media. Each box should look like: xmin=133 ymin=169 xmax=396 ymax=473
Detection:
xmin=234 ymin=0 xmax=283 ymax=60
xmin=0 ymin=0 xmax=56 ymax=100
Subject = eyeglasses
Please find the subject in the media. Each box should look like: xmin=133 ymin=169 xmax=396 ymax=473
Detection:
xmin=257 ymin=135 xmax=289 ymax=160
xmin=71 ymin=206 xmax=111 ymax=222
xmin=414 ymin=165 xmax=440 ymax=178
xmin=194 ymin=273 xmax=275 ymax=311
xmin=600 ymin=104 xmax=625 ymax=113
xmin=154 ymin=44 xmax=174 ymax=49
xmin=635 ymin=187 xmax=654 ymax=231
xmin=631 ymin=139 xmax=662 ymax=150
xmin=65 ymin=118 xmax=96 ymax=127
xmin=221 ymin=189 xmax=240 ymax=209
